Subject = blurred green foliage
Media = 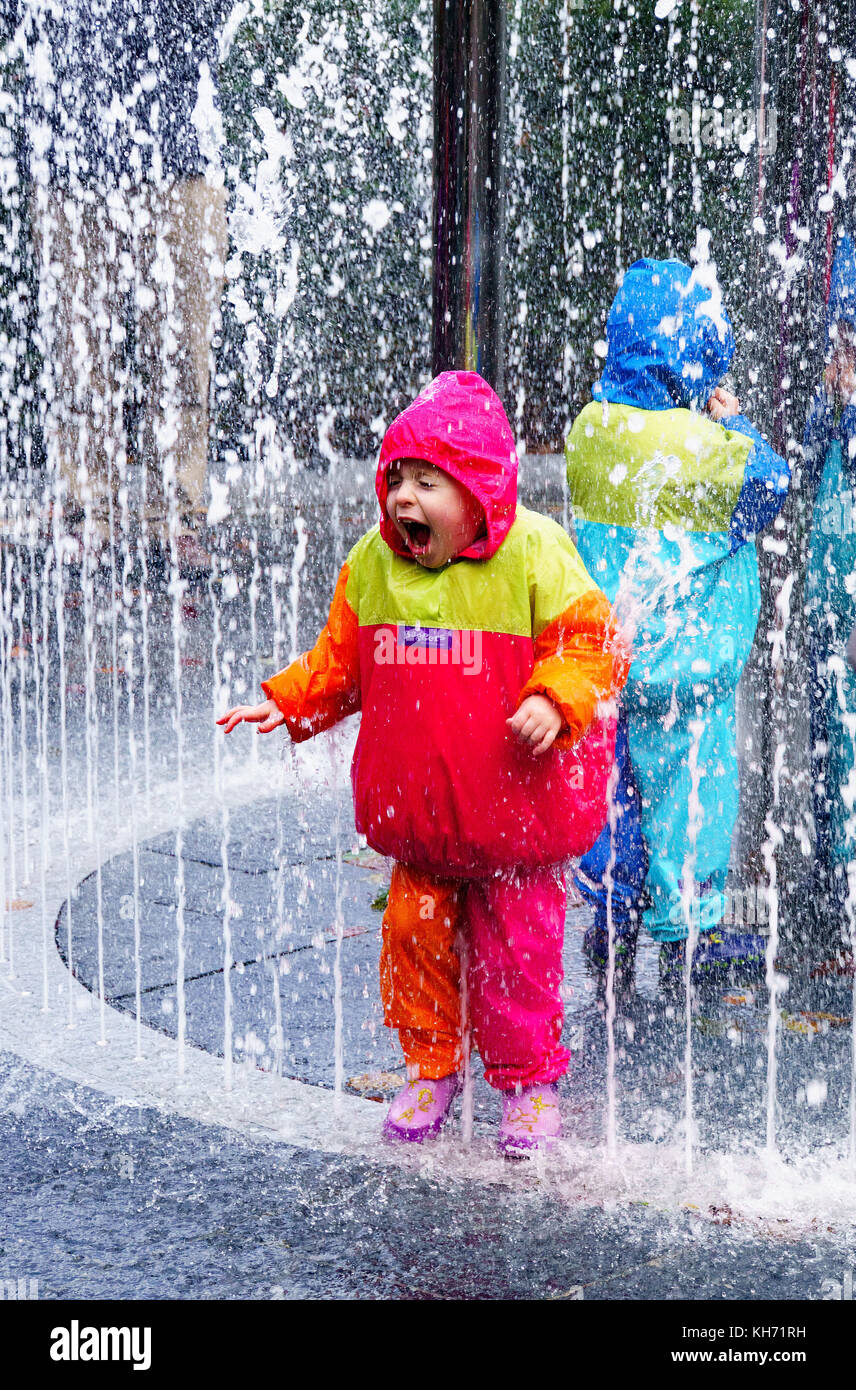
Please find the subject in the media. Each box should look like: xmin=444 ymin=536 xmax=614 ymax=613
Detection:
xmin=504 ymin=0 xmax=757 ymax=445
xmin=217 ymin=0 xmax=434 ymax=462
xmin=1 ymin=0 xmax=760 ymax=472
xmin=219 ymin=0 xmax=758 ymax=456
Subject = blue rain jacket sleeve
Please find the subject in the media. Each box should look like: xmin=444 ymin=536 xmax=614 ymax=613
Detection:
xmin=827 ymin=232 xmax=856 ymax=330
xmin=835 ymin=406 xmax=856 ymax=479
xmin=719 ymin=414 xmax=790 ymax=551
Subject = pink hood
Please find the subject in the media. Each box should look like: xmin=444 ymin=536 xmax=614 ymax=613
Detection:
xmin=376 ymin=371 xmax=518 ymax=562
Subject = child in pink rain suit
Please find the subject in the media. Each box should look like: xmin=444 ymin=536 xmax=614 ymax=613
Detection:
xmin=220 ymin=371 xmax=628 ymax=1155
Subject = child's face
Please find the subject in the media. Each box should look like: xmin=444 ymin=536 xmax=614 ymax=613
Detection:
xmin=385 ymin=459 xmax=485 ymax=568
xmin=832 ymin=321 xmax=856 ymax=372
xmin=825 ymin=320 xmax=856 ymax=401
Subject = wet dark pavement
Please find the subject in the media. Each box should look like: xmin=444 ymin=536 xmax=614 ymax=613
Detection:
xmin=2 ymin=1051 xmax=855 ymax=1302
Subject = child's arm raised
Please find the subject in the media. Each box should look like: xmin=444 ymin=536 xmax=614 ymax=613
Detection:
xmin=217 ymin=563 xmax=361 ymax=742
xmin=711 ymin=411 xmax=790 ymax=550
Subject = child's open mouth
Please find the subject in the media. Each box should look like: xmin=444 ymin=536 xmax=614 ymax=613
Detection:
xmin=400 ymin=519 xmax=432 ymax=551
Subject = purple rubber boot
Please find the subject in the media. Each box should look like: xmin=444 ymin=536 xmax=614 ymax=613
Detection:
xmin=382 ymin=1075 xmax=461 ymax=1144
xmin=498 ymin=1083 xmax=562 ymax=1158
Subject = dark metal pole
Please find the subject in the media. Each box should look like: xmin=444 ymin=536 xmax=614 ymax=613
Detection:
xmin=432 ymin=0 xmax=506 ymax=392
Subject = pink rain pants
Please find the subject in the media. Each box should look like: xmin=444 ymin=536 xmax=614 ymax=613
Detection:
xmin=380 ymin=861 xmax=571 ymax=1091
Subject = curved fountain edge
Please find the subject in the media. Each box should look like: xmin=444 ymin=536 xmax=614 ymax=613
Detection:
xmin=0 ymin=745 xmax=386 ymax=1157
xmin=0 ymin=733 xmax=559 ymax=1191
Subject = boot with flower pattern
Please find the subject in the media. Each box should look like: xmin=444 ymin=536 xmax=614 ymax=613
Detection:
xmin=498 ymin=1083 xmax=562 ymax=1157
xmin=382 ymin=1074 xmax=461 ymax=1143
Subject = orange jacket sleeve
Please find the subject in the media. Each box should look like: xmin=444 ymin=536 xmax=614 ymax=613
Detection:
xmin=261 ymin=563 xmax=361 ymax=743
xmin=520 ymin=589 xmax=631 ymax=748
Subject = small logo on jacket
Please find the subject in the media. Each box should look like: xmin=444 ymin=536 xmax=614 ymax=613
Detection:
xmin=50 ymin=1320 xmax=151 ymax=1371
xmin=373 ymin=626 xmax=483 ymax=676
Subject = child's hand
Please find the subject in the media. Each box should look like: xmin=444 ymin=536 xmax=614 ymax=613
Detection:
xmin=705 ymin=387 xmax=740 ymax=421
xmin=216 ymin=699 xmax=285 ymax=735
xmin=507 ymin=695 xmax=563 ymax=756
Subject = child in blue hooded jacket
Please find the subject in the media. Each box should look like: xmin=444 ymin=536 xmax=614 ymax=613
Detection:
xmin=565 ymin=256 xmax=790 ymax=986
xmin=803 ymin=233 xmax=856 ymax=931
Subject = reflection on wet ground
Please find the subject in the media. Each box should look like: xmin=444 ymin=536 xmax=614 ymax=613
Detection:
xmin=2 ymin=1049 xmax=855 ymax=1301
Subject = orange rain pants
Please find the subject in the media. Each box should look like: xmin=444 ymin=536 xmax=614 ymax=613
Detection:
xmin=380 ymin=861 xmax=571 ymax=1092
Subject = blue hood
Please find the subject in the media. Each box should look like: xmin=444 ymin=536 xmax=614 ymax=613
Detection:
xmin=593 ymin=258 xmax=735 ymax=412
xmin=827 ymin=233 xmax=856 ymax=339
